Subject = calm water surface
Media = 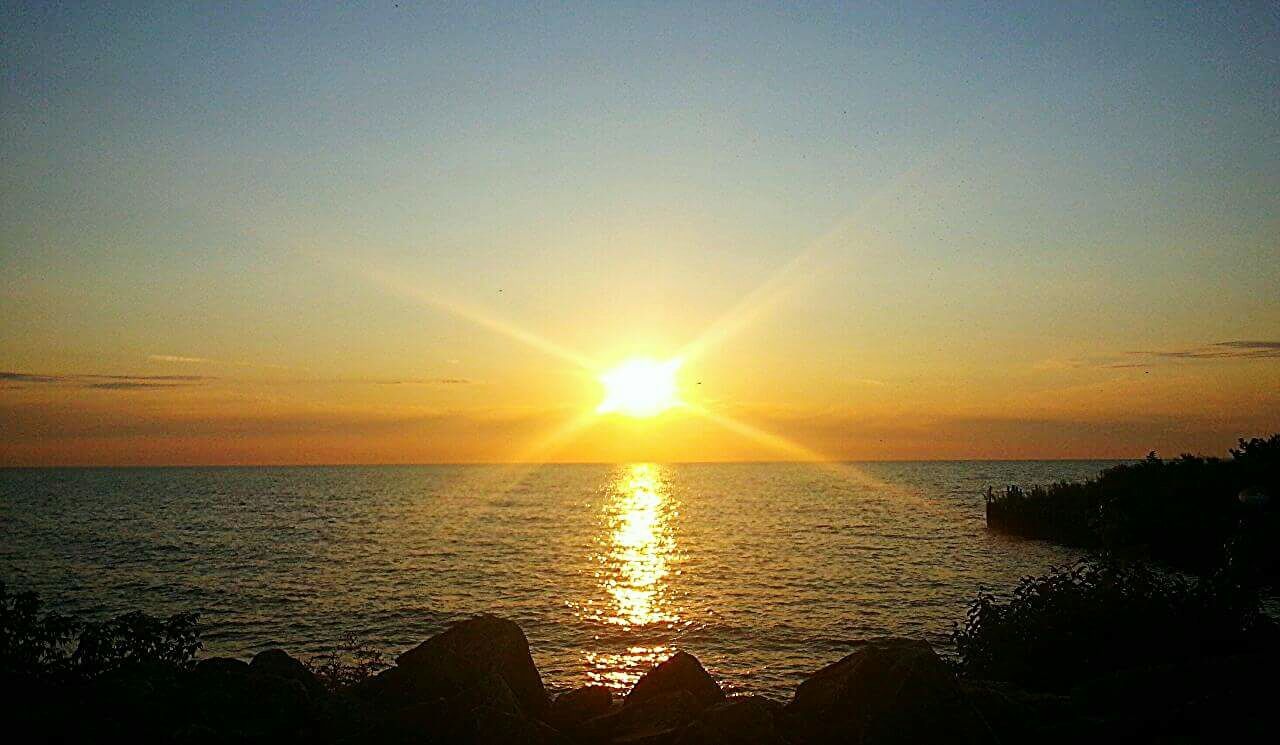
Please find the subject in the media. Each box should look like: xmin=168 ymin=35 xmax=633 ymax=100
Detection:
xmin=0 ymin=462 xmax=1114 ymax=698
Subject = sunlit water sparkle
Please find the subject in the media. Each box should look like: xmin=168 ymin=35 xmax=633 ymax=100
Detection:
xmin=0 ymin=462 xmax=1114 ymax=698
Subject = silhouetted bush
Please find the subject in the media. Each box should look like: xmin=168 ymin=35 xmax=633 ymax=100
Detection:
xmin=986 ymin=435 xmax=1280 ymax=575
xmin=0 ymin=581 xmax=200 ymax=681
xmin=0 ymin=582 xmax=79 ymax=679
xmin=306 ymin=631 xmax=387 ymax=692
xmin=73 ymin=609 xmax=201 ymax=677
xmin=952 ymin=557 xmax=1270 ymax=691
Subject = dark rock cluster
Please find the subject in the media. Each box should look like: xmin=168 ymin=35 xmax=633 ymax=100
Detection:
xmin=8 ymin=612 xmax=1274 ymax=743
xmin=336 ymin=616 xmax=1006 ymax=744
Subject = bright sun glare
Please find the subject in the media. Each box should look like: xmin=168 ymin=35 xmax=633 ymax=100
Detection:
xmin=596 ymin=358 xmax=682 ymax=418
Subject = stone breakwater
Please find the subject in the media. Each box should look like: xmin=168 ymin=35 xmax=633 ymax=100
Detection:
xmin=10 ymin=612 xmax=1274 ymax=743
xmin=166 ymin=615 xmax=1033 ymax=744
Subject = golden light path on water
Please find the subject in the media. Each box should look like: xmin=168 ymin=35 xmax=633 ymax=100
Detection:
xmin=582 ymin=463 xmax=681 ymax=690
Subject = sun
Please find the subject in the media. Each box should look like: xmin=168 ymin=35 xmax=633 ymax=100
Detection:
xmin=596 ymin=358 xmax=683 ymax=418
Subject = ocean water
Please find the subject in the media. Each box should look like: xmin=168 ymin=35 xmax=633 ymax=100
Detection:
xmin=0 ymin=461 xmax=1115 ymax=698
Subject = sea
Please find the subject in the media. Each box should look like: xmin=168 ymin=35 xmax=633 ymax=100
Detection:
xmin=0 ymin=461 xmax=1116 ymax=698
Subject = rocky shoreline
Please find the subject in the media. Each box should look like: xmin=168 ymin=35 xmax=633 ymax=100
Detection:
xmin=15 ymin=611 xmax=1266 ymax=744
xmin=180 ymin=616 xmax=1012 ymax=744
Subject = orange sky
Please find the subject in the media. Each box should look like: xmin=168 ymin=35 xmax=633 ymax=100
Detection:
xmin=3 ymin=4 xmax=1278 ymax=465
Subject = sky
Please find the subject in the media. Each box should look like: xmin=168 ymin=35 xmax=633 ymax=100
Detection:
xmin=2 ymin=1 xmax=1278 ymax=465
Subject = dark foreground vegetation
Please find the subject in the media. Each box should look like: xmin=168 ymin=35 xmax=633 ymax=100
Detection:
xmin=4 ymin=562 xmax=1276 ymax=744
xmin=986 ymin=435 xmax=1280 ymax=577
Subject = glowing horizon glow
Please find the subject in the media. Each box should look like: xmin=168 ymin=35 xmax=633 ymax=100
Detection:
xmin=595 ymin=358 xmax=683 ymax=418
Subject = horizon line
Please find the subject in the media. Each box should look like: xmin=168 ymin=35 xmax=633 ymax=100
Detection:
xmin=0 ymin=456 xmax=1138 ymax=469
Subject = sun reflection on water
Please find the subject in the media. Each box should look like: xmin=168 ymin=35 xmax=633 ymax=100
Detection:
xmin=581 ymin=463 xmax=683 ymax=689
xmin=606 ymin=464 xmax=678 ymax=627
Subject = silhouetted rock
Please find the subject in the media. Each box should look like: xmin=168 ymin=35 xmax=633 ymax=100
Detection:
xmin=193 ymin=656 xmax=249 ymax=677
xmin=456 ymin=705 xmax=570 ymax=745
xmin=186 ymin=655 xmax=315 ymax=740
xmin=550 ymin=685 xmax=614 ymax=730
xmin=675 ymin=696 xmax=786 ymax=745
xmin=379 ymin=682 xmax=561 ymax=745
xmin=627 ymin=651 xmax=723 ymax=709
xmin=393 ymin=614 xmax=548 ymax=718
xmin=14 ymin=586 xmax=1279 ymax=745
xmin=581 ymin=689 xmax=701 ymax=744
xmin=785 ymin=637 xmax=994 ymax=744
xmin=355 ymin=632 xmax=554 ymax=745
xmin=251 ymin=648 xmax=324 ymax=697
xmin=361 ymin=659 xmax=522 ymax=715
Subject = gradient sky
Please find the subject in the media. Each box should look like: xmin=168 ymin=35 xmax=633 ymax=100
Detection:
xmin=2 ymin=1 xmax=1278 ymax=465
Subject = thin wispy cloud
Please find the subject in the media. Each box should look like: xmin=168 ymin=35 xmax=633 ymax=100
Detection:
xmin=0 ymin=371 xmax=214 ymax=390
xmin=148 ymin=355 xmax=213 ymax=364
xmin=376 ymin=378 xmax=473 ymax=385
xmin=148 ymin=354 xmax=296 ymax=370
xmin=251 ymin=376 xmax=479 ymax=387
xmin=0 ymin=372 xmax=60 ymax=383
xmin=83 ymin=374 xmax=209 ymax=382
xmin=1134 ymin=340 xmax=1280 ymax=361
xmin=1045 ymin=341 xmax=1280 ymax=371
xmin=85 ymin=382 xmax=195 ymax=390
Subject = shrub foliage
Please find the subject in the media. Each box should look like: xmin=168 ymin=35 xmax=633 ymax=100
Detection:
xmin=952 ymin=557 xmax=1269 ymax=690
xmin=985 ymin=435 xmax=1280 ymax=574
xmin=0 ymin=582 xmax=200 ymax=681
xmin=305 ymin=631 xmax=387 ymax=692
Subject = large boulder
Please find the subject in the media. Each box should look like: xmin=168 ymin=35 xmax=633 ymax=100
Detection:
xmin=186 ymin=655 xmax=314 ymax=739
xmin=784 ymin=638 xmax=994 ymax=744
xmin=384 ymin=687 xmax=567 ymax=745
xmin=456 ymin=706 xmax=570 ymax=745
xmin=250 ymin=648 xmax=325 ymax=698
xmin=627 ymin=652 xmax=723 ymax=709
xmin=579 ymin=690 xmax=702 ymax=744
xmin=676 ymin=696 xmax=786 ymax=745
xmin=393 ymin=614 xmax=549 ymax=719
xmin=359 ymin=658 xmax=523 ymax=715
xmin=193 ymin=656 xmax=250 ymax=677
xmin=549 ymin=685 xmax=614 ymax=731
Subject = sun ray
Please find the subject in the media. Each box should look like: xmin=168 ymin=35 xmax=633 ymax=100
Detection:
xmin=675 ymin=140 xmax=957 ymax=368
xmin=506 ymin=408 xmax=602 ymax=464
xmin=682 ymin=402 xmax=918 ymax=499
xmin=320 ymin=148 xmax=964 ymax=476
xmin=338 ymin=258 xmax=601 ymax=371
xmin=450 ymin=408 xmax=603 ymax=498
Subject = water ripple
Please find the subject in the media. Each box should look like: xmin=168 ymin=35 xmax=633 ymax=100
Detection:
xmin=0 ymin=461 xmax=1111 ymax=698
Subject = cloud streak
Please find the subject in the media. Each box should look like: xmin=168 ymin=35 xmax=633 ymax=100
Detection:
xmin=0 ymin=372 xmax=60 ymax=383
xmin=148 ymin=354 xmax=296 ymax=370
xmin=1138 ymin=340 xmax=1280 ymax=360
xmin=148 ymin=355 xmax=213 ymax=364
xmin=1049 ymin=340 xmax=1280 ymax=370
xmin=2 ymin=369 xmax=477 ymax=391
xmin=375 ymin=378 xmax=473 ymax=386
xmin=85 ymin=382 xmax=195 ymax=390
xmin=0 ymin=371 xmax=214 ymax=390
